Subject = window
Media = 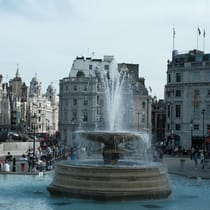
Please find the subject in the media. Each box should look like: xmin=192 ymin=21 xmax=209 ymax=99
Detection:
xmin=207 ymin=89 xmax=210 ymax=96
xmin=142 ymin=101 xmax=146 ymax=109
xmin=141 ymin=113 xmax=145 ymax=123
xmin=65 ymin=85 xmax=68 ymax=91
xmin=193 ymin=72 xmax=200 ymax=82
xmin=167 ymin=105 xmax=171 ymax=117
xmin=194 ymin=124 xmax=199 ymax=130
xmin=167 ymin=91 xmax=171 ymax=97
xmin=73 ymin=98 xmax=77 ymax=106
xmin=167 ymin=123 xmax=170 ymax=130
xmin=97 ymin=96 xmax=100 ymax=105
xmin=207 ymin=105 xmax=210 ymax=117
xmin=84 ymin=85 xmax=88 ymax=91
xmin=176 ymin=73 xmax=181 ymax=82
xmin=73 ymin=85 xmax=77 ymax=91
xmin=175 ymin=104 xmax=181 ymax=118
xmin=175 ymin=124 xmax=181 ymax=130
xmin=89 ymin=65 xmax=92 ymax=70
xmin=168 ymin=74 xmax=171 ymax=83
xmin=83 ymin=112 xmax=88 ymax=122
xmin=71 ymin=112 xmax=77 ymax=122
xmin=175 ymin=90 xmax=181 ymax=97
xmin=84 ymin=98 xmax=88 ymax=106
xmin=194 ymin=89 xmax=200 ymax=96
xmin=104 ymin=65 xmax=109 ymax=70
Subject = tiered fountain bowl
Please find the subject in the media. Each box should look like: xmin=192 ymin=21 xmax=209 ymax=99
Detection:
xmin=47 ymin=131 xmax=171 ymax=200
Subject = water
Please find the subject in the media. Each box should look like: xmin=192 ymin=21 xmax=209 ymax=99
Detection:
xmin=101 ymin=60 xmax=133 ymax=131
xmin=0 ymin=174 xmax=210 ymax=210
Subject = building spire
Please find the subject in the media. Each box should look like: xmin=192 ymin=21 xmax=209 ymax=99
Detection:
xmin=16 ymin=64 xmax=20 ymax=78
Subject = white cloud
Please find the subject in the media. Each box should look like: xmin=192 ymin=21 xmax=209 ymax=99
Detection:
xmin=0 ymin=0 xmax=210 ymax=98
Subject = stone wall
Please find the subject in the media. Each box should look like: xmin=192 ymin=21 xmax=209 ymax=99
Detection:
xmin=0 ymin=142 xmax=40 ymax=157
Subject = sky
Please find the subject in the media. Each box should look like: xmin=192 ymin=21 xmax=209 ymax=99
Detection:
xmin=0 ymin=0 xmax=210 ymax=99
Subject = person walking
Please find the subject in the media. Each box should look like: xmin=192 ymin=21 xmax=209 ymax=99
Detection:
xmin=200 ymin=150 xmax=204 ymax=169
xmin=193 ymin=150 xmax=198 ymax=169
xmin=19 ymin=154 xmax=27 ymax=172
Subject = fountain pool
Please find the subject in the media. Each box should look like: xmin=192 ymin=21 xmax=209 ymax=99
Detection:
xmin=0 ymin=174 xmax=210 ymax=210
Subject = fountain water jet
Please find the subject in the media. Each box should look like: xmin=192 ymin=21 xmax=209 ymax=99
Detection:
xmin=47 ymin=60 xmax=171 ymax=200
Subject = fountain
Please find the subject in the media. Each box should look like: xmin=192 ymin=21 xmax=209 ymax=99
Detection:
xmin=47 ymin=60 xmax=171 ymax=200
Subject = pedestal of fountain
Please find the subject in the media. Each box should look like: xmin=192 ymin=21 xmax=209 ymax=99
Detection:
xmin=47 ymin=131 xmax=171 ymax=200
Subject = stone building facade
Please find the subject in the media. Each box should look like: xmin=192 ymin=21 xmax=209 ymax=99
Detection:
xmin=0 ymin=75 xmax=10 ymax=131
xmin=0 ymin=67 xmax=59 ymax=140
xmin=28 ymin=75 xmax=58 ymax=136
xmin=59 ymin=56 xmax=151 ymax=145
xmin=165 ymin=49 xmax=210 ymax=150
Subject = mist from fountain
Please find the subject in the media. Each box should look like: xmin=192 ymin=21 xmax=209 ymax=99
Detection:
xmin=74 ymin=60 xmax=152 ymax=163
xmin=102 ymin=60 xmax=130 ymax=131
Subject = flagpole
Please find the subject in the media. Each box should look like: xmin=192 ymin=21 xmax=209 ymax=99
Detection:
xmin=203 ymin=29 xmax=206 ymax=52
xmin=197 ymin=28 xmax=199 ymax=49
xmin=197 ymin=27 xmax=201 ymax=50
xmin=173 ymin=26 xmax=175 ymax=50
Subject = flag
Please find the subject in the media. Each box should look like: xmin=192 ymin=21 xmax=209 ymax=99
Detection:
xmin=193 ymin=94 xmax=198 ymax=109
xmin=149 ymin=86 xmax=152 ymax=93
xmin=198 ymin=27 xmax=201 ymax=35
xmin=173 ymin=27 xmax=176 ymax=37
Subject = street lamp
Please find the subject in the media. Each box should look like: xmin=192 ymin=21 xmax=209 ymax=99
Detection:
xmin=32 ymin=113 xmax=37 ymax=168
xmin=190 ymin=120 xmax=193 ymax=147
xmin=201 ymin=109 xmax=206 ymax=150
xmin=167 ymin=102 xmax=173 ymax=146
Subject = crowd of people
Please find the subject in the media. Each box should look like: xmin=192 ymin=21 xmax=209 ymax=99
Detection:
xmin=191 ymin=147 xmax=210 ymax=170
xmin=0 ymin=142 xmax=69 ymax=173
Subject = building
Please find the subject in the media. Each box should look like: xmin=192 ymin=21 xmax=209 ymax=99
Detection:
xmin=151 ymin=99 xmax=166 ymax=144
xmin=28 ymin=75 xmax=59 ymax=136
xmin=59 ymin=56 xmax=151 ymax=145
xmin=118 ymin=63 xmax=152 ymax=132
xmin=0 ymin=75 xmax=10 ymax=131
xmin=8 ymin=66 xmax=28 ymax=131
xmin=165 ymin=49 xmax=210 ymax=150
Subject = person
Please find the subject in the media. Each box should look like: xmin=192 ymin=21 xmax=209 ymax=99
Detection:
xmin=5 ymin=152 xmax=13 ymax=162
xmin=26 ymin=148 xmax=34 ymax=172
xmin=3 ymin=161 xmax=10 ymax=172
xmin=19 ymin=154 xmax=27 ymax=172
xmin=193 ymin=150 xmax=198 ymax=169
xmin=0 ymin=160 xmax=4 ymax=171
xmin=190 ymin=147 xmax=195 ymax=160
xmin=200 ymin=150 xmax=204 ymax=169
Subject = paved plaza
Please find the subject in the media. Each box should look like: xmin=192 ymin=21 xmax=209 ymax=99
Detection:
xmin=1 ymin=154 xmax=210 ymax=179
xmin=163 ymin=155 xmax=210 ymax=179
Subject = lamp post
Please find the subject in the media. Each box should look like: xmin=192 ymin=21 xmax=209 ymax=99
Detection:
xmin=201 ymin=109 xmax=206 ymax=150
xmin=168 ymin=102 xmax=173 ymax=146
xmin=32 ymin=113 xmax=37 ymax=169
xmin=137 ymin=112 xmax=140 ymax=131
xmin=190 ymin=120 xmax=193 ymax=147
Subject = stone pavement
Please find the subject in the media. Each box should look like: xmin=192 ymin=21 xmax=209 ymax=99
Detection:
xmin=1 ymin=155 xmax=210 ymax=179
xmin=163 ymin=155 xmax=210 ymax=179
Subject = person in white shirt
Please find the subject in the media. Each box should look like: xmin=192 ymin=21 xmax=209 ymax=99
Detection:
xmin=4 ymin=162 xmax=10 ymax=172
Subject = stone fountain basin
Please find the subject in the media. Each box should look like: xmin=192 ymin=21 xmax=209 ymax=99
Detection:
xmin=47 ymin=159 xmax=171 ymax=201
xmin=77 ymin=130 xmax=141 ymax=144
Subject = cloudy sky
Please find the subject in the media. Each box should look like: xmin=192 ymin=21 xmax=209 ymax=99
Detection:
xmin=0 ymin=0 xmax=209 ymax=99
